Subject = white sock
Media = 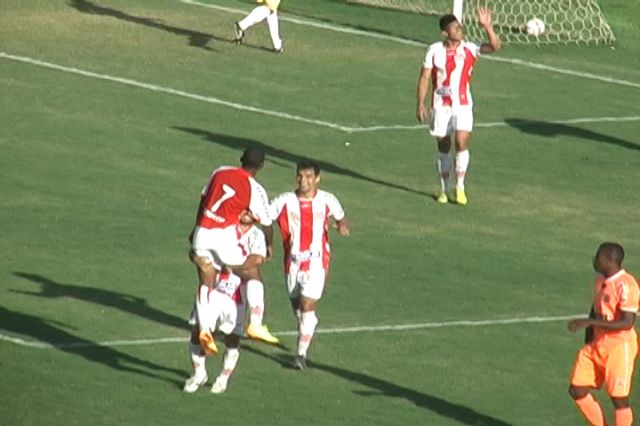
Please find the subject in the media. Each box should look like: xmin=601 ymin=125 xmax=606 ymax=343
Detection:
xmin=246 ymin=279 xmax=265 ymax=327
xmin=455 ymin=150 xmax=470 ymax=189
xmin=219 ymin=348 xmax=240 ymax=382
xmin=266 ymin=11 xmax=282 ymax=50
xmin=436 ymin=152 xmax=451 ymax=193
xmin=189 ymin=342 xmax=207 ymax=378
xmin=297 ymin=311 xmax=318 ymax=357
xmin=238 ymin=5 xmax=270 ymax=31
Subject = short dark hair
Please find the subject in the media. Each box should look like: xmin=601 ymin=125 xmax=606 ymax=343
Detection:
xmin=240 ymin=148 xmax=265 ymax=168
xmin=597 ymin=242 xmax=625 ymax=266
xmin=296 ymin=159 xmax=320 ymax=176
xmin=439 ymin=14 xmax=458 ymax=31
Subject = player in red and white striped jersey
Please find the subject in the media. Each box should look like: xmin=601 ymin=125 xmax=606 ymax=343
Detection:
xmin=269 ymin=160 xmax=350 ymax=369
xmin=189 ymin=148 xmax=278 ymax=349
xmin=416 ymin=7 xmax=501 ymax=206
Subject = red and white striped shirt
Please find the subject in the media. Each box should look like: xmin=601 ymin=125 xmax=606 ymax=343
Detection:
xmin=196 ymin=166 xmax=271 ymax=229
xmin=269 ymin=190 xmax=345 ymax=272
xmin=422 ymin=41 xmax=480 ymax=108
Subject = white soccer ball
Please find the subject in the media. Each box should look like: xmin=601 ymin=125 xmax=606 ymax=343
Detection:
xmin=525 ymin=18 xmax=545 ymax=36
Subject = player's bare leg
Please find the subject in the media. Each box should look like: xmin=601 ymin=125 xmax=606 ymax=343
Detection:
xmin=436 ymin=137 xmax=452 ymax=203
xmin=611 ymin=396 xmax=633 ymax=426
xmin=211 ymin=334 xmax=241 ymax=394
xmin=569 ymin=386 xmax=607 ymax=426
xmin=453 ymin=130 xmax=471 ymax=205
xmin=183 ymin=326 xmax=209 ymax=393
xmin=293 ymin=297 xmax=319 ymax=370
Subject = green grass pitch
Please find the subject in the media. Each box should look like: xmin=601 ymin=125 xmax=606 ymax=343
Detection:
xmin=1 ymin=0 xmax=639 ymax=424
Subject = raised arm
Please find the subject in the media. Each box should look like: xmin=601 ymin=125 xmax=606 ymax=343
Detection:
xmin=477 ymin=7 xmax=501 ymax=53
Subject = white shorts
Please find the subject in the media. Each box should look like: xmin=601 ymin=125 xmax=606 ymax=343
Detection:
xmin=192 ymin=226 xmax=246 ymax=269
xmin=429 ymin=105 xmax=474 ymax=138
xmin=188 ymin=291 xmax=245 ymax=336
xmin=286 ymin=259 xmax=327 ymax=301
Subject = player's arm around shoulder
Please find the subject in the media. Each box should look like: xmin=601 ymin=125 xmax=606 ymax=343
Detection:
xmin=477 ymin=6 xmax=501 ymax=54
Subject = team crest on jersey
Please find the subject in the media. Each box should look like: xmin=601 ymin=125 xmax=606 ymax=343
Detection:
xmin=288 ymin=212 xmax=300 ymax=224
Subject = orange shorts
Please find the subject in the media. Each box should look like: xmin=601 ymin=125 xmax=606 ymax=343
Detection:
xmin=570 ymin=337 xmax=638 ymax=397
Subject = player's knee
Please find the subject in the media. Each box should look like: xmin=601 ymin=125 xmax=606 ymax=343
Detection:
xmin=568 ymin=385 xmax=588 ymax=400
xmin=190 ymin=327 xmax=200 ymax=344
xmin=191 ymin=254 xmax=214 ymax=272
xmin=611 ymin=397 xmax=630 ymax=409
xmin=225 ymin=334 xmax=240 ymax=348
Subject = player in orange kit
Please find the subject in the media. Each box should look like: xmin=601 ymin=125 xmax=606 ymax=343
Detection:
xmin=567 ymin=242 xmax=639 ymax=426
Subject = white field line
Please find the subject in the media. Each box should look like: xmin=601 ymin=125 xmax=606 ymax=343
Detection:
xmin=1 ymin=52 xmax=638 ymax=134
xmin=180 ymin=0 xmax=640 ymax=90
xmin=0 ymin=313 xmax=583 ymax=349
xmin=0 ymin=52 xmax=353 ymax=133
xmin=361 ymin=115 xmax=640 ymax=132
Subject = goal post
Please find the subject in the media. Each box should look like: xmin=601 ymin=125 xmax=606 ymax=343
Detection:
xmin=345 ymin=0 xmax=616 ymax=44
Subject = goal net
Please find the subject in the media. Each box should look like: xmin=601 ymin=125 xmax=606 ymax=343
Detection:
xmin=345 ymin=0 xmax=616 ymax=44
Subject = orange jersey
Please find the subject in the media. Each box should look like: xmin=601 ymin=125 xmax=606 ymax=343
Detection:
xmin=592 ymin=269 xmax=639 ymax=342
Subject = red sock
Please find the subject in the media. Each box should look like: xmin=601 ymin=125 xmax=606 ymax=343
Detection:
xmin=575 ymin=394 xmax=607 ymax=426
xmin=614 ymin=407 xmax=633 ymax=426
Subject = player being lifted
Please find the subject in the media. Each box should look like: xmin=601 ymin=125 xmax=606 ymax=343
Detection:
xmin=233 ymin=0 xmax=283 ymax=53
xmin=190 ymin=148 xmax=279 ymax=351
xmin=269 ymin=160 xmax=350 ymax=369
xmin=416 ymin=7 xmax=501 ymax=205
xmin=184 ymin=209 xmax=269 ymax=394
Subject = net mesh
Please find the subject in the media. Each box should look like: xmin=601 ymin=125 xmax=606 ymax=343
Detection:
xmin=346 ymin=0 xmax=616 ymax=44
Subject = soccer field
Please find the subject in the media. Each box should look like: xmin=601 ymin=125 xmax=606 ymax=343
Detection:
xmin=1 ymin=0 xmax=639 ymax=424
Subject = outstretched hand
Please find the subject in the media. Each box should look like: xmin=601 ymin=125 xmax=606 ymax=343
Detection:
xmin=477 ymin=6 xmax=492 ymax=28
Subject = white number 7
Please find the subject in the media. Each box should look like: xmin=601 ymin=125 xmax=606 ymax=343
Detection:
xmin=210 ymin=184 xmax=236 ymax=213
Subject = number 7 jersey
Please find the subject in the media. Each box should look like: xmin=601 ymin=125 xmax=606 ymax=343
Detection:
xmin=197 ymin=166 xmax=271 ymax=229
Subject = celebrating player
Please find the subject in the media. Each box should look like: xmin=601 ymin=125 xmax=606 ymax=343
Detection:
xmin=416 ymin=7 xmax=501 ymax=205
xmin=233 ymin=0 xmax=283 ymax=53
xmin=269 ymin=160 xmax=350 ymax=369
xmin=567 ymin=242 xmax=639 ymax=426
xmin=190 ymin=148 xmax=278 ymax=350
xmin=184 ymin=210 xmax=269 ymax=394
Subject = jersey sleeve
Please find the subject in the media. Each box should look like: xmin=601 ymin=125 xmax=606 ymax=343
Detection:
xmin=268 ymin=193 xmax=288 ymax=221
xmin=325 ymin=192 xmax=345 ymax=221
xmin=618 ymin=276 xmax=640 ymax=313
xmin=422 ymin=46 xmax=435 ymax=69
xmin=467 ymin=41 xmax=481 ymax=57
xmin=248 ymin=178 xmax=272 ymax=227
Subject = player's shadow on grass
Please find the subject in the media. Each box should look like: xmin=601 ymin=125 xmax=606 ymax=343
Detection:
xmin=243 ymin=345 xmax=511 ymax=426
xmin=69 ymin=0 xmax=273 ymax=53
xmin=506 ymin=118 xmax=640 ymax=152
xmin=0 ymin=305 xmax=186 ymax=385
xmin=173 ymin=127 xmax=429 ymax=197
xmin=12 ymin=272 xmax=188 ymax=331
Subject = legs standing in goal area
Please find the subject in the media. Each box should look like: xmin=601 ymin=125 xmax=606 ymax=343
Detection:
xmin=416 ymin=8 xmax=501 ymax=205
xmin=233 ymin=0 xmax=284 ymax=53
